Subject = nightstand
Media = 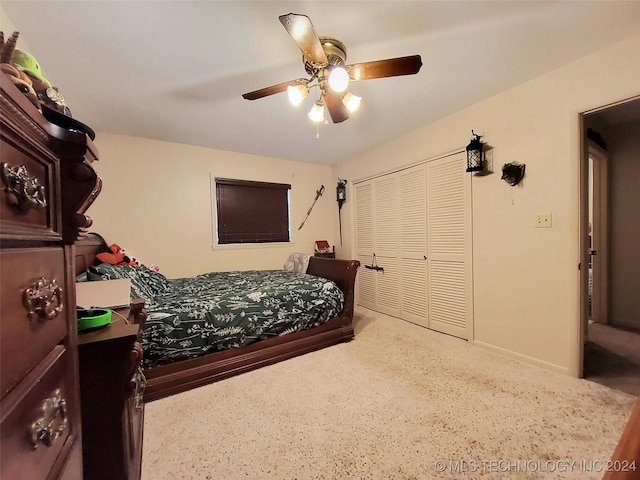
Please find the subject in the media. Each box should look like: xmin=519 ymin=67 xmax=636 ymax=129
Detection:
xmin=314 ymin=252 xmax=336 ymax=258
xmin=77 ymin=300 xmax=146 ymax=480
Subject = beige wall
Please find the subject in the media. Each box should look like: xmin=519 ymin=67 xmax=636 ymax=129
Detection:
xmin=89 ymin=134 xmax=337 ymax=278
xmin=335 ymin=34 xmax=640 ymax=375
xmin=0 ymin=8 xmax=29 ymax=51
xmin=608 ymin=118 xmax=640 ymax=330
xmin=1 ymin=8 xmax=18 ymax=37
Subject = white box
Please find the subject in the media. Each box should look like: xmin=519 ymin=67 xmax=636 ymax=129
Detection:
xmin=76 ymin=278 xmax=131 ymax=309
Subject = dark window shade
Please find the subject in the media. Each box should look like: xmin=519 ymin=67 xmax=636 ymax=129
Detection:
xmin=215 ymin=178 xmax=291 ymax=244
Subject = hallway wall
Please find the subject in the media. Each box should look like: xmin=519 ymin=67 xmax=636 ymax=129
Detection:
xmin=608 ymin=118 xmax=640 ymax=330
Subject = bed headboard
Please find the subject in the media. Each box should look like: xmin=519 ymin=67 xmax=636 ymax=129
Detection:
xmin=75 ymin=232 xmax=110 ymax=276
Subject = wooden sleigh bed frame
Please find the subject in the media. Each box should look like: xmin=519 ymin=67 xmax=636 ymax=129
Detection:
xmin=74 ymin=233 xmax=360 ymax=402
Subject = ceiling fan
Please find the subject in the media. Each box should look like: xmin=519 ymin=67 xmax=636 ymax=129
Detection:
xmin=242 ymin=13 xmax=423 ymax=124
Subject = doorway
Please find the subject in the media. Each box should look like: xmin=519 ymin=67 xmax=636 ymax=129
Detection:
xmin=581 ymin=97 xmax=640 ymax=397
xmin=588 ymin=142 xmax=608 ymax=325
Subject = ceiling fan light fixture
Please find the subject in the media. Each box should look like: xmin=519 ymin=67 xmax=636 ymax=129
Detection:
xmin=241 ymin=15 xmax=423 ymax=126
xmin=308 ymin=100 xmax=325 ymax=123
xmin=287 ymin=84 xmax=309 ymax=106
xmin=328 ymin=66 xmax=349 ymax=93
xmin=342 ymin=92 xmax=361 ymax=113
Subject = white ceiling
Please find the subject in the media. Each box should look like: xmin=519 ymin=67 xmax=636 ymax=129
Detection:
xmin=3 ymin=1 xmax=640 ymax=165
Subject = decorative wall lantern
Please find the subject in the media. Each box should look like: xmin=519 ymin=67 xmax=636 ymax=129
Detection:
xmin=465 ymin=130 xmax=485 ymax=173
xmin=336 ymin=178 xmax=347 ymax=245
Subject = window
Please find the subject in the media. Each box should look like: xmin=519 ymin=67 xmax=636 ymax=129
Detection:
xmin=215 ymin=178 xmax=291 ymax=244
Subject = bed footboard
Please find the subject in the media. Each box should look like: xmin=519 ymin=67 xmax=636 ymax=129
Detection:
xmin=307 ymin=256 xmax=360 ymax=323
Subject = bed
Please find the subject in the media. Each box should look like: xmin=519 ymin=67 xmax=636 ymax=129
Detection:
xmin=74 ymin=233 xmax=360 ymax=402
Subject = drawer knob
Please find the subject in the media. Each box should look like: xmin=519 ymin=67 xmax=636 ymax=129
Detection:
xmin=0 ymin=163 xmax=47 ymax=211
xmin=23 ymin=277 xmax=64 ymax=321
xmin=28 ymin=389 xmax=68 ymax=449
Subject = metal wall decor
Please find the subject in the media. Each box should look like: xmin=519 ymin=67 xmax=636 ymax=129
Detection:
xmin=501 ymin=162 xmax=526 ymax=186
xmin=298 ymin=184 xmax=325 ymax=230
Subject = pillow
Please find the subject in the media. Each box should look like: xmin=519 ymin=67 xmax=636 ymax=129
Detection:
xmin=138 ymin=266 xmax=171 ymax=295
xmin=86 ymin=263 xmax=127 ymax=281
xmin=283 ymin=252 xmax=310 ymax=274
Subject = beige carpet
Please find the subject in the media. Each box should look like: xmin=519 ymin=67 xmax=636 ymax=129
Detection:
xmin=142 ymin=307 xmax=636 ymax=479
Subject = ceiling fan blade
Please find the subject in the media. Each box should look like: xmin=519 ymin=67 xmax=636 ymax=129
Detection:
xmin=279 ymin=13 xmax=328 ymax=64
xmin=324 ymin=91 xmax=349 ymax=124
xmin=347 ymin=55 xmax=422 ymax=81
xmin=242 ymin=79 xmax=307 ymax=100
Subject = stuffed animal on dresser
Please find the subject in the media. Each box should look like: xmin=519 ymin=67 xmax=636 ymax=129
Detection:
xmin=0 ymin=31 xmax=40 ymax=110
xmin=0 ymin=31 xmax=69 ymax=114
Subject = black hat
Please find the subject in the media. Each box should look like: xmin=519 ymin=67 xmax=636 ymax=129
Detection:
xmin=41 ymin=105 xmax=95 ymax=140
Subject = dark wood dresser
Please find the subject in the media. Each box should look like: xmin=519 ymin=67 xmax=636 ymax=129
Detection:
xmin=0 ymin=71 xmax=101 ymax=479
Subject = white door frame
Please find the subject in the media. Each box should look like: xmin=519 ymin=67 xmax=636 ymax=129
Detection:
xmin=578 ymin=95 xmax=639 ymax=378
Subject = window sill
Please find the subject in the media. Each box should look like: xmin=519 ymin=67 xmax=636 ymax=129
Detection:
xmin=211 ymin=242 xmax=295 ymax=251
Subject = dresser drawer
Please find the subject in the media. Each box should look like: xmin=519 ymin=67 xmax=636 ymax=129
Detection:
xmin=0 ymin=137 xmax=60 ymax=240
xmin=1 ymin=346 xmax=76 ymax=480
xmin=0 ymin=247 xmax=67 ymax=398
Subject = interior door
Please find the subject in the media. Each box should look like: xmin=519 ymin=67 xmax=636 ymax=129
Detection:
xmin=398 ymin=165 xmax=428 ymax=326
xmin=426 ymin=153 xmax=473 ymax=340
xmin=372 ymin=175 xmax=400 ymax=317
xmin=354 ymin=182 xmax=376 ymax=310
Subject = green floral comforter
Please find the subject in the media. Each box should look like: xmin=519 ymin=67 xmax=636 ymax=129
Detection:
xmin=85 ymin=265 xmax=344 ymax=368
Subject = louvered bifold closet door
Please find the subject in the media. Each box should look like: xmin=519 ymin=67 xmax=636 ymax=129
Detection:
xmin=398 ymin=165 xmax=428 ymax=326
xmin=355 ymin=182 xmax=376 ymax=310
xmin=372 ymin=176 xmax=400 ymax=317
xmin=426 ymin=153 xmax=473 ymax=340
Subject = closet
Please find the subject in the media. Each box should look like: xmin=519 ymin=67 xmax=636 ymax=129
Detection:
xmin=354 ymin=152 xmax=473 ymax=340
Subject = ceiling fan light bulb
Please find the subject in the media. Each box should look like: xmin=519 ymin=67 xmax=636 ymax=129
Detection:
xmin=308 ymin=101 xmax=325 ymax=123
xmin=287 ymin=84 xmax=308 ymax=106
xmin=328 ymin=67 xmax=349 ymax=93
xmin=342 ymin=92 xmax=361 ymax=113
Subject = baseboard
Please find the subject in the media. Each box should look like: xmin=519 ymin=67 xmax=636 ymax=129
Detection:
xmin=473 ymin=340 xmax=571 ymax=376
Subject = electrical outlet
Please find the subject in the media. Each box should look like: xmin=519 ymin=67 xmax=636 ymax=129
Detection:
xmin=535 ymin=213 xmax=552 ymax=228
